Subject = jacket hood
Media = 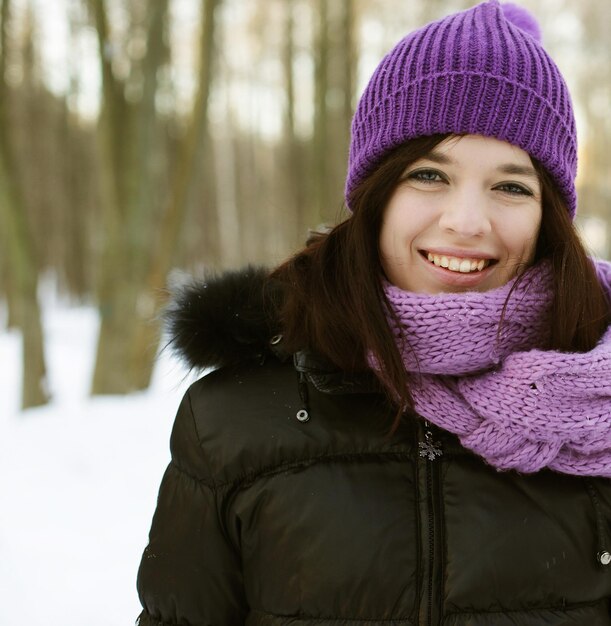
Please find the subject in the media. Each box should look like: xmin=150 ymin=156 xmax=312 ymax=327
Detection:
xmin=163 ymin=265 xmax=382 ymax=395
xmin=164 ymin=265 xmax=281 ymax=371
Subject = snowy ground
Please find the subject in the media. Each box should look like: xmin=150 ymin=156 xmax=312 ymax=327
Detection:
xmin=0 ymin=299 xmax=197 ymax=626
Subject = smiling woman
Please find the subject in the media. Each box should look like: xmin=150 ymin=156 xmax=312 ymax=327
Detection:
xmin=136 ymin=2 xmax=611 ymax=625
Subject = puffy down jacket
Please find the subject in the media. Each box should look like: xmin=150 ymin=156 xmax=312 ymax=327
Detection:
xmin=136 ymin=267 xmax=611 ymax=625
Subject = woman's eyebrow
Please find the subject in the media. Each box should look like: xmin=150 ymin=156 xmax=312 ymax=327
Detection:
xmin=496 ymin=163 xmax=539 ymax=179
xmin=421 ymin=150 xmax=452 ymax=165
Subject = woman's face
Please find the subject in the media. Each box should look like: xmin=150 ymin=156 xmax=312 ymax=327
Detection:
xmin=379 ymin=134 xmax=543 ymax=294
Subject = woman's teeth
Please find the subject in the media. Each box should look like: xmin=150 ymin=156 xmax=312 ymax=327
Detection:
xmin=426 ymin=253 xmax=489 ymax=273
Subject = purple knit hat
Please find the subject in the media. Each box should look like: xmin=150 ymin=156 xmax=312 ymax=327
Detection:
xmin=345 ymin=0 xmax=578 ymax=217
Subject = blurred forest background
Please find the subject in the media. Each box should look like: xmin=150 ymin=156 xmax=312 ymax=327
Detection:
xmin=1 ymin=0 xmax=610 ymax=410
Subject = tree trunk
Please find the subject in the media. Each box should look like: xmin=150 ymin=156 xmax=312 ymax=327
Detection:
xmin=88 ymin=0 xmax=134 ymax=394
xmin=1 ymin=252 xmax=19 ymax=329
xmin=129 ymin=0 xmax=169 ymax=284
xmin=310 ymin=0 xmax=356 ymax=230
xmin=0 ymin=0 xmax=49 ymax=409
xmin=215 ymin=74 xmax=240 ymax=269
xmin=340 ymin=0 xmax=355 ymax=159
xmin=311 ymin=0 xmax=329 ymax=230
xmin=89 ymin=0 xmax=174 ymax=394
xmin=282 ymin=0 xmax=306 ymax=246
xmin=126 ymin=0 xmax=222 ymax=390
xmin=0 ymin=149 xmax=49 ymax=408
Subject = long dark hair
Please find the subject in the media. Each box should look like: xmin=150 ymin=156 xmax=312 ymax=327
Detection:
xmin=271 ymin=134 xmax=609 ymax=414
xmin=533 ymin=160 xmax=609 ymax=351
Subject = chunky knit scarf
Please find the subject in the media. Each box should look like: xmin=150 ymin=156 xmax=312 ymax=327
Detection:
xmin=382 ymin=260 xmax=611 ymax=477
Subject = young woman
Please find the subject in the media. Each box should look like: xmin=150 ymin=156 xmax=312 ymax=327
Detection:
xmin=137 ymin=2 xmax=611 ymax=624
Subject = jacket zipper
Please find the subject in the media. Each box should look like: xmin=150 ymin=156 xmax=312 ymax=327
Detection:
xmin=418 ymin=420 xmax=443 ymax=625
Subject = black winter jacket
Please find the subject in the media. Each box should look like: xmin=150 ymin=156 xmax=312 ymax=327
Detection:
xmin=137 ymin=267 xmax=611 ymax=626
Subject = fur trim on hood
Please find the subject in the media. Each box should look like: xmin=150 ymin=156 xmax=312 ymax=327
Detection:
xmin=163 ymin=265 xmax=281 ymax=371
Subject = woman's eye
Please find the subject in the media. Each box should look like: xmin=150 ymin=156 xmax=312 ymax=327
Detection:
xmin=407 ymin=169 xmax=445 ymax=184
xmin=495 ymin=182 xmax=533 ymax=196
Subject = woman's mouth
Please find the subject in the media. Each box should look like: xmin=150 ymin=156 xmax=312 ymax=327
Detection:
xmin=424 ymin=252 xmax=494 ymax=273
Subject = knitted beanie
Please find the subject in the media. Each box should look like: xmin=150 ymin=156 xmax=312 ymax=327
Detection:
xmin=345 ymin=0 xmax=577 ymax=217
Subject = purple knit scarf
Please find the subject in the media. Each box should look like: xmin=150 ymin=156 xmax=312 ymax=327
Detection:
xmin=382 ymin=260 xmax=611 ymax=477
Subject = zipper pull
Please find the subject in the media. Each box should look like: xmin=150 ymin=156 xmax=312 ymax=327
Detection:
xmin=419 ymin=420 xmax=443 ymax=461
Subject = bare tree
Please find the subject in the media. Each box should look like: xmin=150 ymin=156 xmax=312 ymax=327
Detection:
xmin=311 ymin=0 xmax=356 ymax=228
xmin=127 ymin=0 xmax=222 ymax=390
xmin=0 ymin=0 xmax=49 ymax=408
xmin=282 ymin=0 xmax=302 ymax=242
xmin=88 ymin=0 xmax=172 ymax=394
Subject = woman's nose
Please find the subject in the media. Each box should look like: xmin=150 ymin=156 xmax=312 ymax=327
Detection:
xmin=437 ymin=192 xmax=492 ymax=238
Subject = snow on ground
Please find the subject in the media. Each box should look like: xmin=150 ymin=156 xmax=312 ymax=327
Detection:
xmin=0 ymin=299 xmax=197 ymax=626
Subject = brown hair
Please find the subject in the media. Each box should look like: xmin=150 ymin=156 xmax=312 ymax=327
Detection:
xmin=533 ymin=160 xmax=609 ymax=351
xmin=271 ymin=134 xmax=609 ymax=413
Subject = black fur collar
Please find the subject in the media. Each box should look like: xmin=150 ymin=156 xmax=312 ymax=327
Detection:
xmin=164 ymin=265 xmax=281 ymax=371
xmin=164 ymin=264 xmax=384 ymax=395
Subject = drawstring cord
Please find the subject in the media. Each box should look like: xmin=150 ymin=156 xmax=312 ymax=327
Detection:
xmin=296 ymin=371 xmax=310 ymax=422
xmin=268 ymin=333 xmax=309 ymax=422
xmin=585 ymin=479 xmax=611 ymax=567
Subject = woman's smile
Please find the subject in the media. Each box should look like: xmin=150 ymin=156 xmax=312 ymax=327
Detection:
xmin=426 ymin=254 xmax=488 ymax=273
xmin=416 ymin=248 xmax=497 ymax=289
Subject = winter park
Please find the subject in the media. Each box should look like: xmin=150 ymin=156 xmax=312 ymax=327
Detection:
xmin=2 ymin=0 xmax=611 ymax=625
